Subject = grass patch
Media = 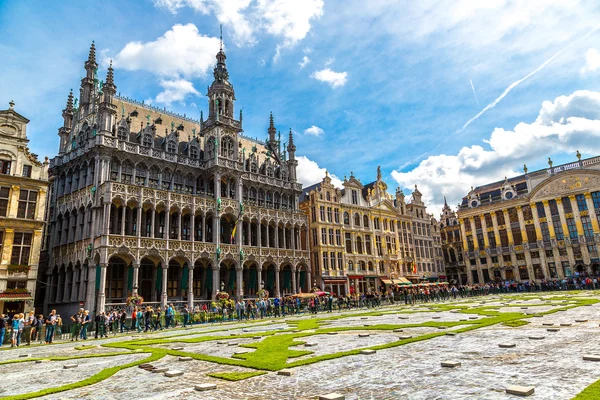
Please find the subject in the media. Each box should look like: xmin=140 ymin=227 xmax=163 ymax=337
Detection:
xmin=502 ymin=320 xmax=530 ymax=327
xmin=207 ymin=371 xmax=267 ymax=381
xmin=74 ymin=345 xmax=97 ymax=351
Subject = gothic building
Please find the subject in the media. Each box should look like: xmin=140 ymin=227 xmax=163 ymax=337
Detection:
xmin=43 ymin=40 xmax=310 ymax=316
xmin=300 ymin=167 xmax=444 ymax=295
xmin=440 ymin=198 xmax=465 ymax=284
xmin=455 ymin=154 xmax=600 ymax=284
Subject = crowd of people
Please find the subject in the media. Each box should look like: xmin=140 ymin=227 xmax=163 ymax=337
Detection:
xmin=1 ymin=277 xmax=598 ymax=347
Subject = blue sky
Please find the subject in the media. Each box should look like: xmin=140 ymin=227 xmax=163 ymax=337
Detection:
xmin=2 ymin=0 xmax=600 ymax=213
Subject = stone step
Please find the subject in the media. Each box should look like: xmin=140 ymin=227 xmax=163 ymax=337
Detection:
xmin=393 ymin=329 xmax=403 ymax=332
xmin=583 ymin=355 xmax=600 ymax=362
xmin=304 ymin=343 xmax=317 ymax=347
xmin=441 ymin=361 xmax=461 ymax=368
xmin=499 ymin=343 xmax=516 ymax=348
xmin=575 ymin=319 xmax=589 ymax=323
xmin=445 ymin=332 xmax=457 ymax=336
xmin=35 ymin=359 xmax=50 ymax=364
xmin=152 ymin=367 xmax=169 ymax=373
xmin=469 ymin=317 xmax=478 ymax=320
xmin=542 ymin=323 xmax=554 ymax=326
xmin=360 ymin=350 xmax=376 ymax=355
xmin=63 ymin=364 xmax=78 ymax=369
xmin=277 ymin=369 xmax=295 ymax=376
xmin=547 ymin=328 xmax=560 ymax=332
xmin=319 ymin=393 xmax=345 ymax=400
xmin=164 ymin=370 xmax=184 ymax=377
xmin=398 ymin=335 xmax=413 ymax=340
xmin=195 ymin=383 xmax=217 ymax=391
xmin=179 ymin=356 xmax=193 ymax=361
xmin=528 ymin=336 xmax=545 ymax=340
xmin=505 ymin=385 xmax=535 ymax=396
xmin=358 ymin=333 xmax=370 ymax=338
xmin=327 ymin=332 xmax=338 ymax=335
xmin=560 ymin=323 xmax=572 ymax=327
xmin=19 ymin=354 xmax=31 ymax=358
xmin=432 ymin=316 xmax=441 ymax=319
xmin=171 ymin=347 xmax=184 ymax=351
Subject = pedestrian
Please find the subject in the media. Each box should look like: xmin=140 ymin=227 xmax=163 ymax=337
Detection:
xmin=45 ymin=309 xmax=57 ymax=344
xmin=11 ymin=313 xmax=22 ymax=347
xmin=120 ymin=310 xmax=127 ymax=333
xmin=80 ymin=310 xmax=91 ymax=340
xmin=0 ymin=313 xmax=6 ymax=347
xmin=182 ymin=304 xmax=190 ymax=327
xmin=35 ymin=314 xmax=44 ymax=343
xmin=71 ymin=309 xmax=84 ymax=341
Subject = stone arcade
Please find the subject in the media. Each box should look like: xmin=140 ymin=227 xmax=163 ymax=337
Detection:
xmin=42 ymin=40 xmax=310 ymax=316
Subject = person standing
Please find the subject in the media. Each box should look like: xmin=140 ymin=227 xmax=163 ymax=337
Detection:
xmin=11 ymin=314 xmax=21 ymax=347
xmin=120 ymin=310 xmax=127 ymax=333
xmin=182 ymin=304 xmax=190 ymax=327
xmin=45 ymin=310 xmax=57 ymax=344
xmin=71 ymin=309 xmax=83 ymax=341
xmin=23 ymin=311 xmax=35 ymax=346
xmin=80 ymin=310 xmax=91 ymax=340
xmin=0 ymin=313 xmax=6 ymax=347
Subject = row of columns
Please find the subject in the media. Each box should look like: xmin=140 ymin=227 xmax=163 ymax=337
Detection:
xmin=460 ymin=193 xmax=600 ymax=283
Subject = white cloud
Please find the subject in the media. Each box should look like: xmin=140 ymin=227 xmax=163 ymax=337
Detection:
xmin=155 ymin=79 xmax=200 ymax=105
xmin=324 ymin=56 xmax=335 ymax=67
xmin=311 ymin=68 xmax=348 ymax=88
xmin=581 ymin=48 xmax=600 ymax=74
xmin=112 ymin=24 xmax=220 ymax=78
xmin=299 ymin=55 xmax=311 ymax=68
xmin=392 ymin=90 xmax=600 ymax=213
xmin=304 ymin=125 xmax=324 ymax=136
xmin=297 ymin=155 xmax=343 ymax=188
xmin=153 ymin=0 xmax=323 ymax=50
xmin=257 ymin=0 xmax=324 ymax=45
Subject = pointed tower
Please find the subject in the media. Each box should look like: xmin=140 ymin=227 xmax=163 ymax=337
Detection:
xmin=98 ymin=61 xmax=118 ymax=134
xmin=80 ymin=41 xmax=98 ymax=111
xmin=287 ymin=128 xmax=297 ymax=182
xmin=205 ymin=25 xmax=238 ymax=127
xmin=58 ymin=90 xmax=74 ymax=154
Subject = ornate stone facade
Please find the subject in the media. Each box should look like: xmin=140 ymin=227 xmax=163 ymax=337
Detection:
xmin=300 ymin=168 xmax=444 ymax=295
xmin=43 ymin=41 xmax=309 ymax=316
xmin=0 ymin=101 xmax=49 ymax=316
xmin=454 ymin=154 xmax=600 ymax=283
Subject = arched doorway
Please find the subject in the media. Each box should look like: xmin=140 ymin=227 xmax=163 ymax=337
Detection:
xmin=106 ymin=256 xmax=127 ymax=303
xmin=139 ymin=257 xmax=157 ymax=302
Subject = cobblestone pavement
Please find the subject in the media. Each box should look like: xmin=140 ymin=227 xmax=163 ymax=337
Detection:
xmin=1 ymin=293 xmax=599 ymax=399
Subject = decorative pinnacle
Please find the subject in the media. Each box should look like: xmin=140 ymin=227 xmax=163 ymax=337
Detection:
xmin=444 ymin=196 xmax=448 ymax=206
xmin=287 ymin=128 xmax=296 ymax=152
xmin=66 ymin=89 xmax=74 ymax=111
xmin=106 ymin=60 xmax=114 ymax=86
xmin=269 ymin=112 xmax=274 ymax=129
xmin=88 ymin=41 xmax=96 ymax=64
xmin=9 ymin=100 xmax=15 ymax=110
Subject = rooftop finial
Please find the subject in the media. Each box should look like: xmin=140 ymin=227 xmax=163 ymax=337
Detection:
xmin=9 ymin=100 xmax=14 ymax=110
xmin=444 ymin=196 xmax=448 ymax=206
xmin=523 ymin=164 xmax=528 ymax=173
xmin=220 ymin=24 xmax=223 ymax=51
xmin=576 ymin=150 xmax=581 ymax=160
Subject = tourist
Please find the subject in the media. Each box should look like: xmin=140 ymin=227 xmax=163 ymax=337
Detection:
xmin=136 ymin=308 xmax=143 ymax=332
xmin=119 ymin=310 xmax=127 ymax=333
xmin=11 ymin=313 xmax=22 ymax=347
xmin=94 ymin=311 xmax=105 ymax=339
xmin=34 ymin=314 xmax=44 ymax=343
xmin=22 ymin=311 xmax=35 ymax=346
xmin=155 ymin=307 xmax=163 ymax=330
xmin=131 ymin=308 xmax=137 ymax=331
xmin=79 ymin=310 xmax=91 ymax=340
xmin=0 ymin=313 xmax=6 ymax=347
xmin=144 ymin=307 xmax=153 ymax=332
xmin=71 ymin=308 xmax=84 ymax=341
xmin=183 ymin=304 xmax=190 ymax=327
xmin=56 ymin=315 xmax=63 ymax=337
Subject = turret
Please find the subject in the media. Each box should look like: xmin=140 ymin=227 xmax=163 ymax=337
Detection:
xmin=206 ymin=25 xmax=236 ymax=124
xmin=286 ymin=128 xmax=297 ymax=182
xmin=80 ymin=41 xmax=97 ymax=110
xmin=98 ymin=60 xmax=118 ymax=133
xmin=58 ymin=90 xmax=74 ymax=154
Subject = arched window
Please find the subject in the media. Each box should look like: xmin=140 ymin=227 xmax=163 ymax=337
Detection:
xmin=343 ymin=212 xmax=349 ymax=225
xmin=148 ymin=166 xmax=159 ymax=188
xmin=135 ymin=164 xmax=147 ymax=185
xmin=326 ymin=192 xmax=331 ymax=201
xmin=162 ymin=169 xmax=172 ymax=190
xmin=121 ymin=162 xmax=133 ymax=184
xmin=190 ymin=146 xmax=199 ymax=159
xmin=167 ymin=141 xmax=177 ymax=154
xmin=266 ymin=167 xmax=274 ymax=178
xmin=363 ymin=215 xmax=369 ymax=228
xmin=359 ymin=261 xmax=366 ymax=271
xmin=250 ymin=162 xmax=258 ymax=174
xmin=110 ymin=159 xmax=120 ymax=181
xmin=348 ymin=260 xmax=354 ymax=270
xmin=220 ymin=136 xmax=234 ymax=158
xmin=354 ymin=213 xmax=361 ymax=226
xmin=142 ymin=134 xmax=153 ymax=148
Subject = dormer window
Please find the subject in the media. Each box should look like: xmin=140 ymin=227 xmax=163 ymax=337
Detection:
xmin=167 ymin=141 xmax=177 ymax=154
xmin=142 ymin=134 xmax=153 ymax=148
xmin=0 ymin=159 xmax=11 ymax=175
xmin=351 ymin=190 xmax=358 ymax=205
xmin=190 ymin=146 xmax=199 ymax=159
xmin=177 ymin=123 xmax=184 ymax=131
xmin=250 ymin=162 xmax=258 ymax=174
xmin=155 ymin=116 xmax=162 ymax=125
xmin=117 ymin=127 xmax=128 ymax=141
xmin=130 ymin=110 xmax=138 ymax=118
xmin=266 ymin=167 xmax=274 ymax=178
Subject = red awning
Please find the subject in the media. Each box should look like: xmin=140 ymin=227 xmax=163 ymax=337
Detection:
xmin=0 ymin=292 xmax=32 ymax=301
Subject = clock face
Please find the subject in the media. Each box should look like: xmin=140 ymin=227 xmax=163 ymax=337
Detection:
xmin=470 ymin=200 xmax=478 ymax=208
xmin=505 ymin=192 xmax=513 ymax=200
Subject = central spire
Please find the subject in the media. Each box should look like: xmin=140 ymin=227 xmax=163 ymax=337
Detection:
xmin=213 ymin=24 xmax=229 ymax=83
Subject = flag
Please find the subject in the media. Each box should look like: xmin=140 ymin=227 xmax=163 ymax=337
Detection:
xmin=412 ymin=262 xmax=417 ymax=275
xmin=230 ymin=202 xmax=244 ymax=243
